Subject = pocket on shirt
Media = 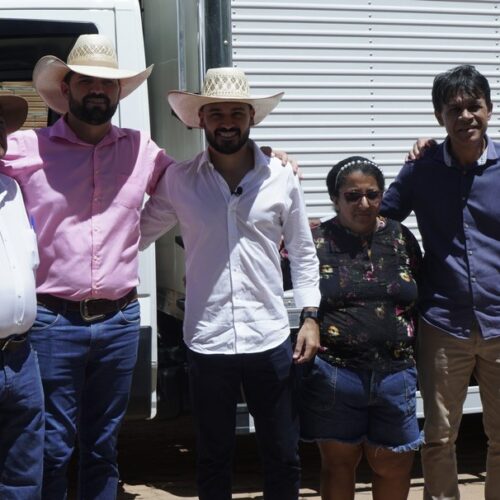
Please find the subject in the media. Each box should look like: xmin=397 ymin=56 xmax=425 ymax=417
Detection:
xmin=113 ymin=175 xmax=146 ymax=209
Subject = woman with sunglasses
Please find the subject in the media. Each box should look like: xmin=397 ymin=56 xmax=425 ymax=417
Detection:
xmin=299 ymin=156 xmax=423 ymax=500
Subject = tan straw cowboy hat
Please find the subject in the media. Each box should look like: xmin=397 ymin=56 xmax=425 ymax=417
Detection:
xmin=0 ymin=94 xmax=28 ymax=133
xmin=168 ymin=67 xmax=284 ymax=129
xmin=33 ymin=34 xmax=153 ymax=114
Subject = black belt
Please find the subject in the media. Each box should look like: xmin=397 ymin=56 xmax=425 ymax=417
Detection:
xmin=0 ymin=334 xmax=28 ymax=353
xmin=36 ymin=288 xmax=138 ymax=322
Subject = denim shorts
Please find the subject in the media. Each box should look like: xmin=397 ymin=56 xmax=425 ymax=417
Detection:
xmin=298 ymin=356 xmax=423 ymax=452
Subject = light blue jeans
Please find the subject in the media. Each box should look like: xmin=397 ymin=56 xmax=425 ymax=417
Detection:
xmin=0 ymin=340 xmax=44 ymax=500
xmin=30 ymin=300 xmax=140 ymax=500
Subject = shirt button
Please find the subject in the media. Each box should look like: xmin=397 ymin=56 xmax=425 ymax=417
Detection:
xmin=468 ymin=250 xmax=472 ymax=256
xmin=464 ymin=223 xmax=469 ymax=229
xmin=471 ymin=277 xmax=476 ymax=283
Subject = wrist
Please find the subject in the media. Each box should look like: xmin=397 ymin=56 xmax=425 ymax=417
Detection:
xmin=300 ymin=307 xmax=320 ymax=326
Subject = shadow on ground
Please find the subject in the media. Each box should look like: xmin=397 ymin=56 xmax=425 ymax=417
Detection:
xmin=112 ymin=413 xmax=487 ymax=499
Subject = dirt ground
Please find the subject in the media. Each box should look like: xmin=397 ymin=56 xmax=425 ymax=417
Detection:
xmin=98 ymin=413 xmax=489 ymax=500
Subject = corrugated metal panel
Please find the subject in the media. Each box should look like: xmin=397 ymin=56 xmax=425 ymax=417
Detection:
xmin=230 ymin=0 xmax=500 ymax=237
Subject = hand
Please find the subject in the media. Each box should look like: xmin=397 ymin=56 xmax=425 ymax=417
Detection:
xmin=293 ymin=319 xmax=320 ymax=364
xmin=406 ymin=137 xmax=438 ymax=161
xmin=260 ymin=146 xmax=301 ymax=177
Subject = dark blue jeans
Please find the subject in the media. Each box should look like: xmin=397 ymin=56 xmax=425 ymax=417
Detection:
xmin=29 ymin=300 xmax=140 ymax=500
xmin=187 ymin=337 xmax=300 ymax=500
xmin=0 ymin=339 xmax=44 ymax=500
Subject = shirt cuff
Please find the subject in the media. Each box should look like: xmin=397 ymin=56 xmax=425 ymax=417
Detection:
xmin=292 ymin=287 xmax=321 ymax=309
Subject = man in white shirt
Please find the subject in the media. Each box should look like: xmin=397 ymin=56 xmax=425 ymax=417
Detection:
xmin=140 ymin=67 xmax=320 ymax=500
xmin=0 ymin=94 xmax=43 ymax=499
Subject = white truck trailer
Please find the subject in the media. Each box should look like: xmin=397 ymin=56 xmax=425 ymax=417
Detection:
xmin=1 ymin=0 xmax=492 ymax=422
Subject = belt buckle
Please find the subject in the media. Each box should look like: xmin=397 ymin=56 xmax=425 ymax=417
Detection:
xmin=80 ymin=299 xmax=105 ymax=322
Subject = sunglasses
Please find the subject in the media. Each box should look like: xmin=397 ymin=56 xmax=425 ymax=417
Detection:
xmin=342 ymin=190 xmax=382 ymax=203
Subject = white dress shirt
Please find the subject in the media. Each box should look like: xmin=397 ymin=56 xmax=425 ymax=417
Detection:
xmin=0 ymin=173 xmax=39 ymax=339
xmin=140 ymin=141 xmax=320 ymax=354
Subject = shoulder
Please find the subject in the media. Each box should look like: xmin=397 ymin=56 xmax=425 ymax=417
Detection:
xmin=385 ymin=218 xmax=419 ymax=248
xmin=382 ymin=217 xmax=409 ymax=234
xmin=251 ymin=141 xmax=294 ymax=179
xmin=116 ymin=126 xmax=150 ymax=146
xmin=488 ymin=139 xmax=500 ymax=158
xmin=267 ymin=157 xmax=300 ymax=191
xmin=117 ymin=127 xmax=176 ymax=164
xmin=164 ymin=151 xmax=203 ymax=180
xmin=412 ymin=141 xmax=447 ymax=169
xmin=7 ymin=127 xmax=41 ymax=149
xmin=312 ymin=217 xmax=336 ymax=239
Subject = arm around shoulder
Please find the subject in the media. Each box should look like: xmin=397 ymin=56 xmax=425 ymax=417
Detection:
xmin=140 ymin=167 xmax=178 ymax=250
xmin=380 ymin=161 xmax=415 ymax=222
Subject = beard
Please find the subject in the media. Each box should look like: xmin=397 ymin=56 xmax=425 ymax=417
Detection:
xmin=68 ymin=93 xmax=118 ymax=125
xmin=205 ymin=127 xmax=250 ymax=155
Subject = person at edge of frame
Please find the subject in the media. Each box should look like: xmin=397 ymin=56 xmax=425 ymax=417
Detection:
xmin=382 ymin=64 xmax=500 ymax=500
xmin=0 ymin=93 xmax=44 ymax=500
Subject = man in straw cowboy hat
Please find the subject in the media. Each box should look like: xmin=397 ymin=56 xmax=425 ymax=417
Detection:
xmin=0 ymin=93 xmax=44 ymax=499
xmin=0 ymin=34 xmax=177 ymax=499
xmin=140 ymin=67 xmax=321 ymax=499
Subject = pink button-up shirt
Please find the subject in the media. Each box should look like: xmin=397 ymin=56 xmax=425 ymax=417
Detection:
xmin=0 ymin=117 xmax=174 ymax=300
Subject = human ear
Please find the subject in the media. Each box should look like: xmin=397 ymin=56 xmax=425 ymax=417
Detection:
xmin=61 ymin=81 xmax=70 ymax=100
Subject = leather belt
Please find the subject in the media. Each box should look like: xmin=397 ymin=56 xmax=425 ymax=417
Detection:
xmin=36 ymin=287 xmax=138 ymax=322
xmin=0 ymin=334 xmax=28 ymax=353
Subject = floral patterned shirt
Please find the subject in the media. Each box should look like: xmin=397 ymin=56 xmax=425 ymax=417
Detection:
xmin=313 ymin=216 xmax=422 ymax=372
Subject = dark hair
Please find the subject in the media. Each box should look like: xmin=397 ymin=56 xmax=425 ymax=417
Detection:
xmin=432 ymin=65 xmax=492 ymax=113
xmin=326 ymin=156 xmax=385 ymax=199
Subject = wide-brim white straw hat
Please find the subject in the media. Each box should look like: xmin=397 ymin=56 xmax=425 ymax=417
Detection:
xmin=168 ymin=67 xmax=284 ymax=129
xmin=33 ymin=34 xmax=153 ymax=114
xmin=0 ymin=94 xmax=28 ymax=133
